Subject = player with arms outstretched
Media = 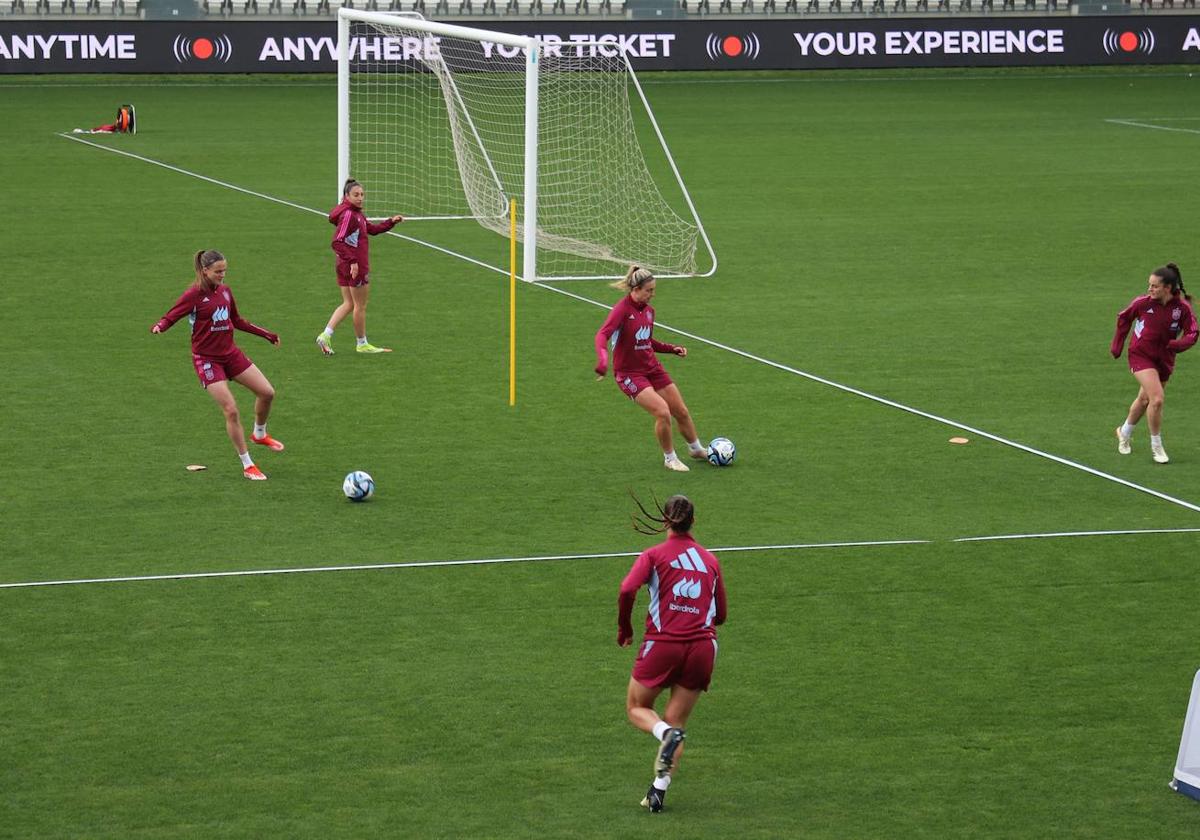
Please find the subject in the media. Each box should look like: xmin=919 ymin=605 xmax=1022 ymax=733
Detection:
xmin=594 ymin=265 xmax=708 ymax=471
xmin=316 ymin=178 xmax=404 ymax=355
xmin=152 ymin=249 xmax=283 ymax=480
xmin=1111 ymin=262 xmax=1197 ymax=464
xmin=617 ymin=494 xmax=727 ymax=813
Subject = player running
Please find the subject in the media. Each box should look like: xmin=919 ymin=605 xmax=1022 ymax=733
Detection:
xmin=152 ymin=250 xmax=283 ymax=481
xmin=1111 ymin=262 xmax=1197 ymax=464
xmin=316 ymin=178 xmax=404 ymax=355
xmin=617 ymin=494 xmax=727 ymax=813
xmin=594 ymin=265 xmax=708 ymax=472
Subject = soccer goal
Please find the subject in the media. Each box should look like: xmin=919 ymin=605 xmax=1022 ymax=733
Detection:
xmin=336 ymin=10 xmax=716 ymax=282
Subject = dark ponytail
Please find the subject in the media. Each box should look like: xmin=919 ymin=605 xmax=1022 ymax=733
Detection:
xmin=343 ymin=178 xmax=361 ymax=197
xmin=1155 ymin=262 xmax=1191 ymax=302
xmin=630 ymin=491 xmax=695 ymax=536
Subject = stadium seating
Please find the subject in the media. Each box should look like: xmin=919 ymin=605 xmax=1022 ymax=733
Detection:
xmin=10 ymin=0 xmax=1200 ymax=15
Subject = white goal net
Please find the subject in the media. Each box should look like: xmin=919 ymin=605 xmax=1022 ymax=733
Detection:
xmin=337 ymin=11 xmax=715 ymax=281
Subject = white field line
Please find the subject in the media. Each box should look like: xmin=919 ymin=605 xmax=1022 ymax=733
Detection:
xmin=1105 ymin=118 xmax=1200 ymax=135
xmin=8 ymin=530 xmax=1200 ymax=589
xmin=955 ymin=527 xmax=1200 ymax=543
xmin=56 ymin=133 xmax=510 ymax=275
xmin=541 ymin=283 xmax=1200 ymax=515
xmin=58 ymin=133 xmax=1200 ymax=519
xmin=0 ymin=539 xmax=928 ymax=589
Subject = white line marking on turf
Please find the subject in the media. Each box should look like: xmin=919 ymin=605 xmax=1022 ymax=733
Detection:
xmin=0 ymin=539 xmax=928 ymax=589
xmin=57 ymin=133 xmax=507 ymax=273
xmin=955 ymin=527 xmax=1200 ymax=543
xmin=540 ymin=285 xmax=1200 ymax=515
xmin=5 ymin=529 xmax=1200 ymax=589
xmin=1105 ymin=118 xmax=1200 ymax=135
xmin=59 ymin=134 xmax=1200 ymax=516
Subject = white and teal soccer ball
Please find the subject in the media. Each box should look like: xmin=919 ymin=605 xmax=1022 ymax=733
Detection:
xmin=343 ymin=470 xmax=375 ymax=502
xmin=707 ymin=437 xmax=736 ymax=467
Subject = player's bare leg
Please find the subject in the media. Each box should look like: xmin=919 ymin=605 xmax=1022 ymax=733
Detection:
xmin=1130 ymin=371 xmax=1164 ymax=434
xmin=627 ymin=677 xmax=692 ymax=812
xmin=1117 ymin=384 xmax=1149 ymax=454
xmin=658 ymin=383 xmax=706 ymax=460
xmin=350 ymin=284 xmax=370 ymax=340
xmin=327 ymin=287 xmax=354 ymax=331
xmin=626 ymin=676 xmax=665 ymax=733
xmin=207 ymin=381 xmax=263 ymax=478
xmin=660 ymin=683 xmax=702 ymax=772
xmin=350 ymin=285 xmax=390 ymax=352
xmin=319 ymin=287 xmax=354 ymax=354
xmin=1132 ymin=369 xmax=1169 ymax=462
xmin=207 ymin=381 xmax=248 ymax=453
xmin=635 ymin=388 xmax=686 ymax=471
xmin=236 ymin=365 xmax=284 ymax=452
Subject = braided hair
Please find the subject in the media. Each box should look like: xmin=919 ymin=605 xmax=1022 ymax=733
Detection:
xmin=630 ymin=491 xmax=695 ymax=536
xmin=1153 ymin=262 xmax=1192 ymax=302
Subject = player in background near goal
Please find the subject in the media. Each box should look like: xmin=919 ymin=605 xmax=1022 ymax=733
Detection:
xmin=152 ymin=250 xmax=283 ymax=481
xmin=1111 ymin=262 xmax=1197 ymax=464
xmin=316 ymin=179 xmax=404 ymax=355
xmin=617 ymin=493 xmax=727 ymax=813
xmin=594 ymin=266 xmax=708 ymax=472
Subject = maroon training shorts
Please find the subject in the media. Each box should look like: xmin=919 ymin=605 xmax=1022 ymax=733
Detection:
xmin=632 ymin=637 xmax=717 ymax=692
xmin=616 ymin=368 xmax=673 ymax=401
xmin=336 ymin=260 xmax=369 ymax=288
xmin=1129 ymin=350 xmax=1172 ymax=384
xmin=192 ymin=348 xmax=253 ymax=390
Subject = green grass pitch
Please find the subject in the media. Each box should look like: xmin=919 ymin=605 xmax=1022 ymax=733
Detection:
xmin=2 ymin=66 xmax=1200 ymax=837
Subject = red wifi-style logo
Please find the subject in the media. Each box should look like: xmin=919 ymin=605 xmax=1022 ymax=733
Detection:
xmin=1102 ymin=28 xmax=1155 ymax=56
xmin=173 ymin=34 xmax=233 ymax=64
xmin=705 ymin=33 xmax=761 ymax=61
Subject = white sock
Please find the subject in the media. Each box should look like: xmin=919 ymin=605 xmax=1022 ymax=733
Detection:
xmin=1151 ymin=434 xmax=1163 ymax=447
xmin=322 ymin=326 xmax=334 ymax=338
xmin=663 ymin=451 xmax=679 ymax=463
xmin=687 ymin=439 xmax=705 ymax=453
xmin=253 ymin=423 xmax=267 ymax=439
xmin=653 ymin=775 xmax=671 ymax=791
xmin=357 ymin=336 xmax=368 ymax=347
xmin=1120 ymin=422 xmax=1135 ymax=439
xmin=652 ymin=721 xmax=670 ymax=741
xmin=238 ymin=451 xmax=253 ymax=468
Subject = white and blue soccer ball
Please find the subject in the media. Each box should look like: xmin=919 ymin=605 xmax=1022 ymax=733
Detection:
xmin=343 ymin=470 xmax=375 ymax=502
xmin=707 ymin=437 xmax=736 ymax=467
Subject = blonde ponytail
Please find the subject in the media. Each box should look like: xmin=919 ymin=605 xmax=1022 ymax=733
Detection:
xmin=609 ymin=264 xmax=654 ymax=292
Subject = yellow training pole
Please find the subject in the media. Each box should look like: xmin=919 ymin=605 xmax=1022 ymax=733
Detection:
xmin=509 ymin=198 xmax=517 ymax=406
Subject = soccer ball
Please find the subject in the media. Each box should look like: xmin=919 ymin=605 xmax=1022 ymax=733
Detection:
xmin=707 ymin=437 xmax=736 ymax=466
xmin=343 ymin=470 xmax=375 ymax=502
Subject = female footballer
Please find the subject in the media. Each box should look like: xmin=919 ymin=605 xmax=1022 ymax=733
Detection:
xmin=617 ymin=494 xmax=727 ymax=813
xmin=1111 ymin=262 xmax=1197 ymax=464
xmin=152 ymin=250 xmax=283 ymax=481
xmin=594 ymin=265 xmax=708 ymax=471
xmin=315 ymin=179 xmax=404 ymax=355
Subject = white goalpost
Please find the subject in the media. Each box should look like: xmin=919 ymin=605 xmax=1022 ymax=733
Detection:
xmin=336 ymin=9 xmax=716 ymax=282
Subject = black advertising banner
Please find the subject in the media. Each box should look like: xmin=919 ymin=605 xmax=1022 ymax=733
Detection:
xmin=2 ymin=16 xmax=1199 ymax=73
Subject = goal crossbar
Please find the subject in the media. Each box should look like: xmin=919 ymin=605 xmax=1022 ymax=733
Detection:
xmin=337 ymin=9 xmax=715 ymax=282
